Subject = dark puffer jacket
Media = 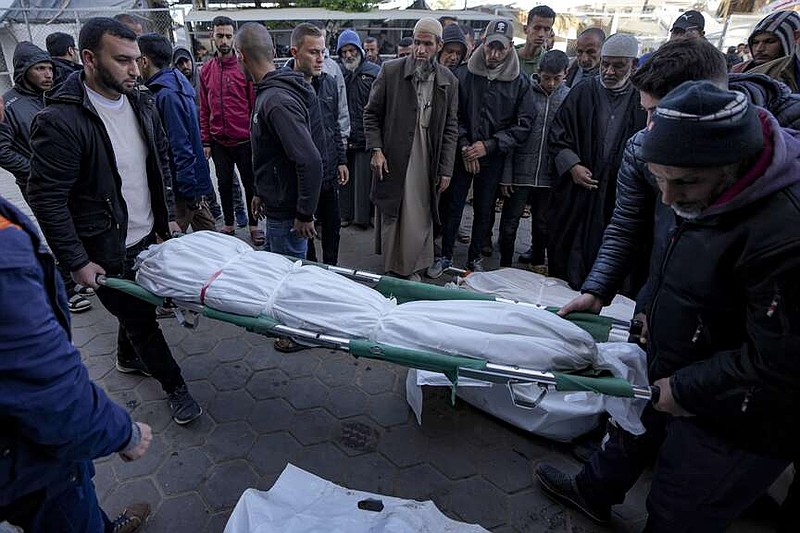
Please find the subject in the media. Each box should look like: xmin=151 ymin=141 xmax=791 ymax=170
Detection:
xmin=648 ymin=113 xmax=800 ymax=458
xmin=337 ymin=52 xmax=381 ymax=150
xmin=582 ymin=76 xmax=800 ymax=306
xmin=0 ymin=42 xmax=51 ymax=192
xmin=27 ymin=72 xmax=176 ymax=274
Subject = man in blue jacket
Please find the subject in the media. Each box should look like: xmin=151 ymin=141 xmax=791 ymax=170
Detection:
xmin=138 ymin=33 xmax=215 ymax=232
xmin=0 ymin=194 xmax=152 ymax=532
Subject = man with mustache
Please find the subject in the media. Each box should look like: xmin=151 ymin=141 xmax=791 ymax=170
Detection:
xmin=27 ymin=17 xmax=202 ymax=426
xmin=565 ymin=27 xmax=605 ymax=87
xmin=733 ymin=11 xmax=800 ymax=73
xmin=336 ymin=30 xmax=381 ymax=229
xmin=364 ymin=18 xmax=458 ymax=280
xmin=547 ymin=33 xmax=646 ymax=291
xmin=199 ymin=15 xmax=261 ymax=244
xmin=431 ymin=18 xmax=534 ymax=275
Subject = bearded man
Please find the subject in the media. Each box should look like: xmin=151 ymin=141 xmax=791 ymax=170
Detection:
xmin=27 ymin=17 xmax=202 ymax=425
xmin=336 ymin=30 xmax=381 ymax=229
xmin=547 ymin=33 xmax=646 ymax=291
xmin=363 ymin=18 xmax=459 ymax=279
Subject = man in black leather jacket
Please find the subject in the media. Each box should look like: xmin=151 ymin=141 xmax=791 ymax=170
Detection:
xmin=538 ymin=80 xmax=800 ymax=530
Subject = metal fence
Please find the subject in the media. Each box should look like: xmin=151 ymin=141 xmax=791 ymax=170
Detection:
xmin=0 ymin=7 xmax=179 ymax=92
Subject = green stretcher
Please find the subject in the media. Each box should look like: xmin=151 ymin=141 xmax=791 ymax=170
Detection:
xmin=99 ymin=273 xmax=656 ymax=405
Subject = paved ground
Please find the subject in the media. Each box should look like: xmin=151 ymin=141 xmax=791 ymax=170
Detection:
xmin=2 ymin=169 xmax=777 ymax=532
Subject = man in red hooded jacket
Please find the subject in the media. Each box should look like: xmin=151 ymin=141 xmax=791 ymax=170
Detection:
xmin=199 ymin=16 xmax=262 ymax=244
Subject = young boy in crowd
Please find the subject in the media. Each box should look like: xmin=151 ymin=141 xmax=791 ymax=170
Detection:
xmin=499 ymin=49 xmax=571 ymax=272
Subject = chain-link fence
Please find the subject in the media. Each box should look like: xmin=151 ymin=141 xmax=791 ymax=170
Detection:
xmin=0 ymin=7 xmax=178 ymax=92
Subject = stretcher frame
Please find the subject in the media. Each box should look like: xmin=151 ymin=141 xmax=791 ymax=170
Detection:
xmin=98 ymin=265 xmax=656 ymax=407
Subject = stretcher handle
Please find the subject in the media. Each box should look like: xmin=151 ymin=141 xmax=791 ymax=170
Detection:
xmin=553 ymin=371 xmax=656 ymax=401
xmin=96 ymin=276 xmax=165 ymax=307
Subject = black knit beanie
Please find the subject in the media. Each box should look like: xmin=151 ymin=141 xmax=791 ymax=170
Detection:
xmin=640 ymin=81 xmax=764 ymax=167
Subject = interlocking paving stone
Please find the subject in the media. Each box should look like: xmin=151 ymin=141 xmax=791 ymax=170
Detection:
xmin=282 ymin=375 xmax=328 ymax=411
xmin=355 ymin=362 xmax=398 ymax=395
xmin=323 ymin=385 xmax=368 ymax=419
xmin=245 ymin=369 xmax=291 ymax=400
xmin=101 ymin=477 xmax=162 ymax=521
xmin=366 ymin=392 xmax=413 ymax=428
xmin=378 ymin=424 xmax=429 ymax=468
xmin=315 ymin=354 xmax=359 ymax=387
xmin=200 ymin=461 xmax=260 ymax=512
xmin=207 ymin=389 xmax=256 ymax=423
xmin=180 ymin=353 xmax=220 ymax=382
xmin=156 ymin=447 xmax=213 ymax=496
xmin=212 ymin=338 xmax=253 ymax=363
xmin=448 ymin=476 xmax=509 ymax=530
xmin=294 ymin=442 xmax=350 ymax=485
xmin=277 ymin=351 xmax=322 ymax=378
xmin=247 ymin=432 xmax=303 ymax=477
xmin=209 ymin=361 xmax=252 ymax=391
xmin=145 ymin=492 xmax=210 ymax=533
xmin=288 ymin=408 xmax=336 ymax=446
xmin=248 ymin=398 xmax=295 ymax=434
xmin=205 ymin=421 xmax=257 ymax=462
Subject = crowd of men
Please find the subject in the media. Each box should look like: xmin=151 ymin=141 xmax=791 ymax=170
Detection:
xmin=1 ymin=6 xmax=799 ymax=532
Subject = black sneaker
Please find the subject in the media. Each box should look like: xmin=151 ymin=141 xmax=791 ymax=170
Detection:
xmin=535 ymin=464 xmax=611 ymax=524
xmin=116 ymin=358 xmax=152 ymax=377
xmin=168 ymin=385 xmax=202 ymax=425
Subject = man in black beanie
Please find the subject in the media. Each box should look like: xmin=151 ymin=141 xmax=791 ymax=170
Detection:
xmin=536 ymin=81 xmax=800 ymax=530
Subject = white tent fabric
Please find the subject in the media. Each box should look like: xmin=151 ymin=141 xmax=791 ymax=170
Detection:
xmin=224 ymin=464 xmax=488 ymax=533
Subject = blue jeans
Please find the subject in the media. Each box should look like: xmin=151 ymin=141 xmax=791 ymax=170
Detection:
xmin=266 ymin=217 xmax=308 ymax=259
xmin=0 ymin=461 xmax=110 ymax=533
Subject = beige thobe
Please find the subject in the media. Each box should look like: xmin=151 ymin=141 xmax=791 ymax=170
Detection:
xmin=380 ymin=72 xmax=435 ymax=277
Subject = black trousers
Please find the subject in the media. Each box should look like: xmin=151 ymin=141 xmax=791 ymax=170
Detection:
xmin=576 ymin=405 xmax=790 ymax=531
xmin=306 ymin=183 xmax=341 ymax=265
xmin=499 ymin=186 xmax=549 ymax=267
xmin=97 ymin=235 xmax=185 ymax=394
xmin=210 ymin=141 xmax=256 ymax=228
xmin=440 ymin=154 xmax=505 ymax=263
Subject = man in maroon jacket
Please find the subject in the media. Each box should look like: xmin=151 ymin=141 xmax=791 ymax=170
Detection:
xmin=199 ymin=16 xmax=262 ymax=244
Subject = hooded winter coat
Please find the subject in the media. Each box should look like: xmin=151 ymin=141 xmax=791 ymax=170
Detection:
xmin=0 ymin=196 xmax=133 ymax=508
xmin=0 ymin=42 xmax=51 ymax=192
xmin=501 ymin=79 xmax=569 ymax=188
xmin=145 ymin=67 xmax=213 ymax=200
xmin=283 ymin=60 xmax=345 ymax=185
xmin=252 ymin=69 xmax=324 ymax=222
xmin=336 ymin=39 xmax=381 ymax=150
xmin=27 ymin=72 xmax=176 ymax=274
xmin=647 ymin=111 xmax=800 ymax=458
xmin=172 ymin=46 xmax=198 ymax=92
xmin=198 ymin=53 xmax=254 ymax=147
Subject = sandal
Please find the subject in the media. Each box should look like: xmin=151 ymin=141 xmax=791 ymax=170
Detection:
xmin=250 ymin=228 xmax=266 ymax=247
xmin=219 ymin=226 xmax=235 ymax=236
xmin=522 ymin=205 xmax=531 ymax=219
xmin=274 ymin=337 xmax=307 ymax=353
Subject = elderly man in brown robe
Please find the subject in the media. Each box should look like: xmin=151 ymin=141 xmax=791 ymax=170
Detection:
xmin=364 ymin=18 xmax=459 ymax=280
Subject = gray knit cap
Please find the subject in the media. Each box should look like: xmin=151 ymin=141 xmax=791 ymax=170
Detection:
xmin=601 ymin=33 xmax=639 ymax=58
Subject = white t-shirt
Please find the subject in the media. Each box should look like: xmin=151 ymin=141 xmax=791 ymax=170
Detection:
xmin=85 ymin=84 xmax=153 ymax=247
